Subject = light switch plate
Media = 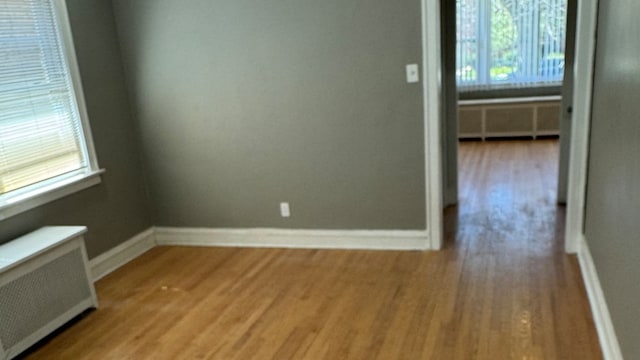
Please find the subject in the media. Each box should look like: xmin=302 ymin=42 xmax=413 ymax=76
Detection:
xmin=406 ymin=64 xmax=419 ymax=83
xmin=280 ymin=202 xmax=290 ymax=218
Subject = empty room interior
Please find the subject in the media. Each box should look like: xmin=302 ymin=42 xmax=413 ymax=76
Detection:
xmin=0 ymin=0 xmax=638 ymax=359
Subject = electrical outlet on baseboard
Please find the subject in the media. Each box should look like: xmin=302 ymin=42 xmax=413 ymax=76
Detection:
xmin=280 ymin=202 xmax=291 ymax=218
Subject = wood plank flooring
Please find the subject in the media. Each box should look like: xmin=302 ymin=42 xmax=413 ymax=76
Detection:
xmin=26 ymin=139 xmax=602 ymax=359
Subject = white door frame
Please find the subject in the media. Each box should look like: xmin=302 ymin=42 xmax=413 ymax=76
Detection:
xmin=564 ymin=0 xmax=599 ymax=254
xmin=421 ymin=0 xmax=599 ymax=253
xmin=422 ymin=0 xmax=443 ymax=250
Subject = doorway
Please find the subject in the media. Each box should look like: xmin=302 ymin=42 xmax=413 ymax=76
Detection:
xmin=440 ymin=0 xmax=578 ymax=244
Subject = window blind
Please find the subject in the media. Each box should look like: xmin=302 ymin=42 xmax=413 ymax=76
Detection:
xmin=0 ymin=0 xmax=87 ymax=196
xmin=456 ymin=0 xmax=567 ymax=92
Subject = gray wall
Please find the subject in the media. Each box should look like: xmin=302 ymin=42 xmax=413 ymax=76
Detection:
xmin=0 ymin=0 xmax=152 ymax=258
xmin=112 ymin=0 xmax=426 ymax=229
xmin=584 ymin=0 xmax=640 ymax=358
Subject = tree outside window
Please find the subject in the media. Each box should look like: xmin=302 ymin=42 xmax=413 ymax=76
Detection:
xmin=456 ymin=0 xmax=567 ymax=91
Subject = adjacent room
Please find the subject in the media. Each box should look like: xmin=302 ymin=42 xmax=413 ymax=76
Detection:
xmin=441 ymin=0 xmax=576 ymax=288
xmin=0 ymin=0 xmax=637 ymax=359
xmin=440 ymin=0 xmax=576 ymax=206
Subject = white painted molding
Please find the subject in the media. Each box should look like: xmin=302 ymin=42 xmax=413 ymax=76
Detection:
xmin=89 ymin=228 xmax=156 ymax=281
xmin=577 ymin=235 xmax=623 ymax=360
xmin=565 ymin=0 xmax=599 ymax=254
xmin=0 ymin=170 xmax=104 ymax=221
xmin=155 ymin=227 xmax=430 ymax=251
xmin=88 ymin=227 xmax=430 ymax=282
xmin=54 ymin=0 xmax=101 ymax=171
xmin=458 ymin=95 xmax=562 ymax=106
xmin=422 ymin=0 xmax=444 ymax=250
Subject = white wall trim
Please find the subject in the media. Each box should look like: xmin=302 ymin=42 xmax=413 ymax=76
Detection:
xmin=89 ymin=227 xmax=156 ymax=281
xmin=155 ymin=228 xmax=430 ymax=251
xmin=54 ymin=0 xmax=100 ymax=171
xmin=458 ymin=95 xmax=562 ymax=106
xmin=88 ymin=227 xmax=430 ymax=282
xmin=577 ymin=235 xmax=623 ymax=360
xmin=422 ymin=0 xmax=444 ymax=250
xmin=565 ymin=0 xmax=599 ymax=254
xmin=0 ymin=170 xmax=104 ymax=222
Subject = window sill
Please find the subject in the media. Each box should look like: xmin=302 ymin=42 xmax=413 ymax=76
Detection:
xmin=0 ymin=169 xmax=105 ymax=221
xmin=457 ymin=86 xmax=563 ymax=101
xmin=458 ymin=95 xmax=562 ymax=106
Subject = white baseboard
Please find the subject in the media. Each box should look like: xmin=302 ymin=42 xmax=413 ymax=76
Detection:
xmin=89 ymin=228 xmax=156 ymax=281
xmin=577 ymin=235 xmax=623 ymax=360
xmin=87 ymin=227 xmax=429 ymax=283
xmin=154 ymin=227 xmax=430 ymax=251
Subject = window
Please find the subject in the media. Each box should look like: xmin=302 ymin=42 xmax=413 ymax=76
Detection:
xmin=0 ymin=0 xmax=102 ymax=219
xmin=456 ymin=0 xmax=568 ymax=92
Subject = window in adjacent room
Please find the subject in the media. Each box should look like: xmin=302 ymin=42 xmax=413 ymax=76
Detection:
xmin=456 ymin=0 xmax=568 ymax=92
xmin=0 ymin=0 xmax=102 ymax=219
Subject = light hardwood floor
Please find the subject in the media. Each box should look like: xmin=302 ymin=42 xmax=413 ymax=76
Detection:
xmin=26 ymin=139 xmax=602 ymax=359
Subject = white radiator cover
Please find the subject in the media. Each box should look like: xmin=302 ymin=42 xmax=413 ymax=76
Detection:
xmin=458 ymin=96 xmax=562 ymax=140
xmin=0 ymin=226 xmax=97 ymax=360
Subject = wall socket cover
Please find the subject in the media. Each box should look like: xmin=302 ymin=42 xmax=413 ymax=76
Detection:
xmin=280 ymin=202 xmax=290 ymax=217
xmin=406 ymin=64 xmax=419 ymax=83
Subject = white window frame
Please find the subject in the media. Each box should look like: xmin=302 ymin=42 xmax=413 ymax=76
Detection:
xmin=457 ymin=0 xmax=566 ymax=92
xmin=0 ymin=0 xmax=104 ymax=221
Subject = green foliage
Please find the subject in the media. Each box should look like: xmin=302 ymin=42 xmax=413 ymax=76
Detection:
xmin=491 ymin=0 xmax=516 ymax=69
xmin=490 ymin=66 xmax=515 ymax=78
xmin=456 ymin=0 xmax=567 ymax=84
